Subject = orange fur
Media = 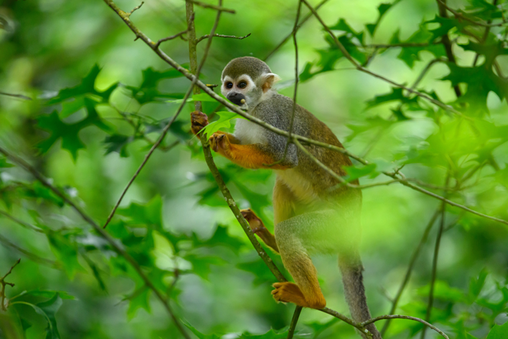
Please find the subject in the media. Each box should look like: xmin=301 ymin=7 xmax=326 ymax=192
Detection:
xmin=210 ymin=132 xmax=290 ymax=170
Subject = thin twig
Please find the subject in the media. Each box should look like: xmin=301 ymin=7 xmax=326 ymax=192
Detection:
xmin=436 ymin=0 xmax=462 ymax=97
xmin=103 ymin=0 xmax=508 ymax=230
xmin=155 ymin=29 xmax=188 ymax=49
xmin=0 ymin=146 xmax=191 ymax=339
xmin=0 ymin=91 xmax=32 ymax=101
xmin=186 ymin=0 xmax=235 ymax=14
xmin=266 ymin=0 xmax=302 ymax=167
xmin=364 ymin=314 xmax=449 ymax=339
xmin=301 ymin=0 xmax=464 ymax=116
xmin=381 ymin=208 xmax=441 ymax=335
xmin=0 ymin=234 xmax=57 ymax=268
xmin=265 ymin=0 xmax=329 ymax=61
xmin=0 ymin=258 xmax=20 ymax=311
xmin=437 ymin=0 xmax=507 ymax=27
xmin=357 ymin=41 xmax=441 ymax=49
xmin=421 ymin=175 xmax=449 ymax=339
xmin=102 ymin=101 xmax=187 ymax=229
xmin=472 ymin=0 xmax=498 ymax=66
xmin=287 ymin=306 xmax=303 ymax=339
xmin=196 ymin=33 xmax=250 ymax=44
xmin=285 ymin=4 xmax=304 ymax=334
xmin=0 ymin=209 xmax=44 ymax=233
xmin=320 ymin=308 xmax=373 ymax=337
xmin=129 ymin=1 xmax=144 ymax=16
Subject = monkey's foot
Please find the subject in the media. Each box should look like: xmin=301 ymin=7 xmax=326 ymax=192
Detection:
xmin=272 ymin=282 xmax=326 ymax=309
xmin=209 ymin=132 xmax=231 ymax=154
xmin=190 ymin=111 xmax=209 ymax=135
xmin=240 ymin=208 xmax=266 ymax=234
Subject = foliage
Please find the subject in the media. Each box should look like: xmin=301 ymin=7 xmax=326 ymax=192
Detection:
xmin=0 ymin=0 xmax=508 ymax=338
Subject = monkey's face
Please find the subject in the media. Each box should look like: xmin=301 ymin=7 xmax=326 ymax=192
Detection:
xmin=221 ymin=74 xmax=260 ymax=109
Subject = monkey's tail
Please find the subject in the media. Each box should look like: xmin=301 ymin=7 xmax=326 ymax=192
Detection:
xmin=339 ymin=253 xmax=382 ymax=339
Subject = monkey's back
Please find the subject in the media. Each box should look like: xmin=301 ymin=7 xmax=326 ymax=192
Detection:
xmin=254 ymin=93 xmax=361 ymax=205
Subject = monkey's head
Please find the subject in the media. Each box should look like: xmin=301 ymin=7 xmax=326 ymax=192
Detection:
xmin=221 ymin=57 xmax=281 ymax=109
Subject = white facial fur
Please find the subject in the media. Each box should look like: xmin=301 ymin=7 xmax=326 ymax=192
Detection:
xmin=221 ymin=73 xmax=281 ymax=111
xmin=221 ymin=74 xmax=256 ymax=109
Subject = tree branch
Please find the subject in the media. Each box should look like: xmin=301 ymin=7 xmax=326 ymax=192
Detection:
xmin=0 ymin=146 xmax=191 ymax=339
xmin=436 ymin=0 xmax=507 ymax=27
xmin=196 ymin=33 xmax=251 ymax=44
xmin=264 ymin=0 xmax=329 ymax=61
xmin=421 ymin=175 xmax=450 ymax=339
xmin=364 ymin=314 xmax=449 ymax=339
xmin=0 ymin=91 xmax=32 ymax=101
xmin=301 ymin=0 xmax=463 ymax=116
xmin=0 ymin=258 xmax=20 ymax=311
xmin=186 ymin=0 xmax=235 ymax=14
xmin=380 ymin=208 xmax=441 ymax=335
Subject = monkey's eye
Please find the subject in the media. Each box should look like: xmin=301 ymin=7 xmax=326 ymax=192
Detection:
xmin=225 ymin=82 xmax=233 ymax=89
xmin=238 ymin=81 xmax=247 ymax=89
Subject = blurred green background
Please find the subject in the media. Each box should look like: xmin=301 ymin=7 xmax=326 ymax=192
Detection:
xmin=0 ymin=0 xmax=507 ymax=338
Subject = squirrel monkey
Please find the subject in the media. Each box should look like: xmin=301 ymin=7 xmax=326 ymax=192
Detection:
xmin=191 ymin=57 xmax=381 ymax=338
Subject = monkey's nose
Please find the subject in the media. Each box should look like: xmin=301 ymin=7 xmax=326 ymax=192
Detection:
xmin=227 ymin=92 xmax=246 ymax=106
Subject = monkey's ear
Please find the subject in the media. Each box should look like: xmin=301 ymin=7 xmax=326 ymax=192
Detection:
xmin=261 ymin=73 xmax=281 ymax=93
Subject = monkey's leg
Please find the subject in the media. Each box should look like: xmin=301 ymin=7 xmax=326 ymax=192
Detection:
xmin=271 ymin=211 xmax=345 ymax=309
xmin=273 ymin=177 xmax=296 ymax=225
xmin=240 ymin=208 xmax=278 ymax=252
xmin=209 ymin=133 xmax=289 ymax=170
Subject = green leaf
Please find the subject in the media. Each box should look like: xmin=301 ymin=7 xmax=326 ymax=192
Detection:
xmin=329 ymin=18 xmax=364 ymax=43
xmin=125 ymin=287 xmax=151 ymax=319
xmin=14 ymin=290 xmax=74 ymax=300
xmin=201 ymin=111 xmax=243 ymax=138
xmin=126 ymin=67 xmax=186 ymax=104
xmin=486 ymin=321 xmax=508 ymax=339
xmin=417 ymin=280 xmax=465 ymax=302
xmin=47 ymin=64 xmax=117 ymax=105
xmin=117 ymin=195 xmax=163 ymax=230
xmin=344 ymin=163 xmax=379 ymax=181
xmin=193 ymin=224 xmax=244 ymax=253
xmin=366 ymin=87 xmax=418 ymax=108
xmin=441 ymin=62 xmax=508 ymax=114
xmin=0 ymin=157 xmax=14 ymax=169
xmin=47 ymin=232 xmax=82 ymax=278
xmin=183 ymin=254 xmax=225 ymax=280
xmin=38 ymin=99 xmax=111 ymax=160
xmin=366 ymin=0 xmax=401 ymax=36
xmin=13 ymin=294 xmax=63 ymax=339
xmin=469 ymin=269 xmax=488 ymax=299
xmin=182 ymin=320 xmax=222 ymax=339
xmin=104 ymin=134 xmax=135 ymax=157
xmin=240 ymin=328 xmax=293 ymax=338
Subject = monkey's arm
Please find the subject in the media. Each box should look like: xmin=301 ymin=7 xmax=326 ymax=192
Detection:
xmin=210 ymin=132 xmax=291 ymax=170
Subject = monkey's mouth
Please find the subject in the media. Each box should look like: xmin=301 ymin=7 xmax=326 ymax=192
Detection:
xmin=227 ymin=92 xmax=246 ymax=106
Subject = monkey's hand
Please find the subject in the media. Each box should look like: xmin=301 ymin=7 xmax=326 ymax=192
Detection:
xmin=209 ymin=132 xmax=232 ymax=156
xmin=241 ymin=208 xmax=278 ymax=252
xmin=190 ymin=111 xmax=209 ymax=136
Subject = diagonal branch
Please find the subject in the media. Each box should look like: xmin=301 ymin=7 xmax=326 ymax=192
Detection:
xmin=0 ymin=146 xmax=191 ymax=339
xmin=436 ymin=0 xmax=507 ymax=27
xmin=103 ymin=0 xmax=508 ymax=228
xmin=264 ymin=0 xmax=329 ymax=61
xmin=380 ymin=208 xmax=441 ymax=335
xmin=301 ymin=0 xmax=464 ymax=116
xmin=196 ymin=33 xmax=251 ymax=44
